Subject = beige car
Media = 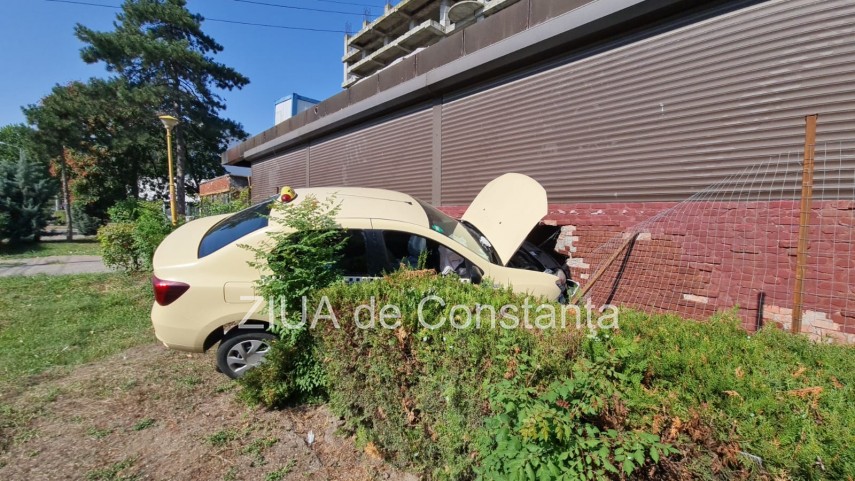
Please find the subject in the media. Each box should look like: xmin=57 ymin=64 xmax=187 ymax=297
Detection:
xmin=151 ymin=173 xmax=571 ymax=377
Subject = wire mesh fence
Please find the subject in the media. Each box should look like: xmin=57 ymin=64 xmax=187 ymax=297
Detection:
xmin=572 ymin=135 xmax=855 ymax=342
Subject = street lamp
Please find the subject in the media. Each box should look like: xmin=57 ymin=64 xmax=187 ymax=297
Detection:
xmin=158 ymin=114 xmax=179 ymax=226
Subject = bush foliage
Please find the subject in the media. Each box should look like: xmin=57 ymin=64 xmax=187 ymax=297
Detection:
xmin=232 ymin=194 xmax=853 ymax=480
xmin=315 ymin=276 xmax=677 ymax=480
xmin=97 ymin=199 xmax=172 ymax=271
xmin=241 ymin=269 xmax=854 ymax=480
xmin=198 ymin=188 xmax=250 ymax=217
xmin=238 ymin=195 xmax=347 ymax=407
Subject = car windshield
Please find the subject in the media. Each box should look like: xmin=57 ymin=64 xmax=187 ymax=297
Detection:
xmin=198 ymin=199 xmax=274 ymax=258
xmin=415 ymin=199 xmax=490 ymax=262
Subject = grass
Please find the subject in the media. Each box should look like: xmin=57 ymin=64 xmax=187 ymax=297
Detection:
xmin=207 ymin=429 xmax=239 ymax=447
xmin=0 ymin=273 xmax=153 ymax=387
xmin=0 ymin=239 xmax=101 ymax=259
xmin=131 ymin=418 xmax=155 ymax=431
xmin=617 ymin=311 xmax=855 ymax=479
xmin=264 ymin=461 xmax=295 ymax=481
xmin=85 ymin=457 xmax=139 ymax=481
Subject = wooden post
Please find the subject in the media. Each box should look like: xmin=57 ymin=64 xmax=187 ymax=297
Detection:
xmin=571 ymin=233 xmax=639 ymax=305
xmin=791 ymin=114 xmax=818 ymax=334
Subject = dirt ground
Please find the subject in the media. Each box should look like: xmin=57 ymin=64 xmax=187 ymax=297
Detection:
xmin=0 ymin=344 xmax=416 ymax=481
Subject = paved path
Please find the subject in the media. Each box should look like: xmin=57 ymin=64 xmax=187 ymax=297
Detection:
xmin=0 ymin=256 xmax=109 ymax=277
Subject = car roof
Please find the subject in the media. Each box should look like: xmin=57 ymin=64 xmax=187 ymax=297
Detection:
xmin=288 ymin=186 xmax=430 ymax=226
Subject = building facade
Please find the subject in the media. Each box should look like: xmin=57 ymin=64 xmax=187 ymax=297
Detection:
xmin=224 ymin=0 xmax=855 ymax=341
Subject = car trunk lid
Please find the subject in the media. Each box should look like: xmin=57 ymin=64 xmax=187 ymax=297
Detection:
xmin=152 ymin=214 xmax=230 ymax=270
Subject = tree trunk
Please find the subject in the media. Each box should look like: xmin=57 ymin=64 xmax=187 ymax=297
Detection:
xmin=61 ymin=148 xmax=73 ymax=241
xmin=174 ymin=126 xmax=187 ymax=216
xmin=130 ymin=164 xmax=140 ymax=199
xmin=171 ymin=85 xmax=187 ymax=217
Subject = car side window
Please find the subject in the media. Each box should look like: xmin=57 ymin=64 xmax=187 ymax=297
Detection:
xmin=338 ymin=230 xmax=369 ymax=277
xmin=381 ymin=231 xmax=440 ymax=273
xmin=338 ymin=230 xmax=387 ymax=280
xmin=381 ymin=230 xmax=483 ymax=284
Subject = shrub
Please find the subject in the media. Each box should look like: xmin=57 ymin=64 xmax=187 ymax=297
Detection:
xmin=106 ymin=198 xmax=140 ymax=223
xmin=475 ymin=334 xmax=676 ymax=480
xmin=132 ymin=203 xmax=172 ymax=269
xmin=244 ymin=270 xmax=854 ymax=480
xmin=238 ymin=195 xmax=347 ymax=406
xmin=72 ymin=202 xmax=101 ymax=235
xmin=615 ymin=312 xmax=855 ymax=480
xmin=97 ymin=199 xmax=173 ymax=271
xmin=98 ymin=222 xmax=139 ymax=271
xmin=314 ymin=274 xmax=660 ymax=480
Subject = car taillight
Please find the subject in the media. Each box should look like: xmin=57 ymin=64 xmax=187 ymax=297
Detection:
xmin=152 ymin=276 xmax=190 ymax=306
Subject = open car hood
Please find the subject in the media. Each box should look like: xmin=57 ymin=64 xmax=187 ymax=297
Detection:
xmin=462 ymin=173 xmax=548 ymax=266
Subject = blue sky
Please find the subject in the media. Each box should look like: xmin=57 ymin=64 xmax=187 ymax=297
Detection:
xmin=0 ymin=0 xmax=389 ymax=136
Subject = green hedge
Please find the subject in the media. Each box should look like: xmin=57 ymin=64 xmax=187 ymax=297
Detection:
xmin=97 ymin=200 xmax=173 ymax=272
xmin=243 ymin=272 xmax=854 ymax=480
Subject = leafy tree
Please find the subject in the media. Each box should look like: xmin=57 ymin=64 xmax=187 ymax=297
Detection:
xmin=24 ymin=79 xmax=163 ymax=235
xmin=76 ymin=0 xmax=249 ymax=215
xmin=0 ymin=152 xmax=56 ymax=243
xmin=0 ymin=125 xmax=41 ymax=165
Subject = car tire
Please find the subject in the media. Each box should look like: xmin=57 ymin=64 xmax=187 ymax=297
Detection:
xmin=216 ymin=330 xmax=278 ymax=379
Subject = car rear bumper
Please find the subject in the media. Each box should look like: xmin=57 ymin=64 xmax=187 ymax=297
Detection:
xmin=151 ymin=303 xmax=206 ymax=352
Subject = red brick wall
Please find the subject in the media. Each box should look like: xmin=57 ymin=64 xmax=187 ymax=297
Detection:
xmin=200 ymin=176 xmax=233 ymax=196
xmin=441 ymin=201 xmax=855 ymax=342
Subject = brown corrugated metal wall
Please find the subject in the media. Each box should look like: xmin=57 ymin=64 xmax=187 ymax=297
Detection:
xmin=441 ymin=0 xmax=855 ymax=205
xmin=307 ymin=107 xmax=433 ymax=198
xmin=254 ymin=0 xmax=855 ymax=206
xmin=252 ymin=108 xmax=433 ymax=202
xmin=252 ymin=149 xmax=307 ymax=201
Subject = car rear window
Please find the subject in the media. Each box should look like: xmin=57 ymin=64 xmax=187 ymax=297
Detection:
xmin=198 ymin=199 xmax=273 ymax=258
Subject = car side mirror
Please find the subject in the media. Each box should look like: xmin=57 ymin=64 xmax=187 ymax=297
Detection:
xmin=566 ymin=280 xmax=580 ymax=298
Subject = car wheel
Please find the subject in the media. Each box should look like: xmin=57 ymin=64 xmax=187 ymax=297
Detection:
xmin=216 ymin=330 xmax=277 ymax=379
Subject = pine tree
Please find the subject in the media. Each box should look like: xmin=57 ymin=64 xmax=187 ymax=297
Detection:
xmin=0 ymin=154 xmax=56 ymax=243
xmin=75 ymin=0 xmax=249 ymax=215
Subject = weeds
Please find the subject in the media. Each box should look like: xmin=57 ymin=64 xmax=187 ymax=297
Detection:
xmin=264 ymin=460 xmax=295 ymax=481
xmin=223 ymin=466 xmax=238 ymax=481
xmin=87 ymin=426 xmax=112 ymax=439
xmin=177 ymin=375 xmax=202 ymax=387
xmin=131 ymin=418 xmax=154 ymax=431
xmin=207 ymin=429 xmax=239 ymax=447
xmin=85 ymin=457 xmax=138 ymax=481
xmin=243 ymin=436 xmax=278 ymax=466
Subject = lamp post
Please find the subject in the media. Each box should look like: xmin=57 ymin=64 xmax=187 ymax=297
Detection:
xmin=158 ymin=115 xmax=179 ymax=226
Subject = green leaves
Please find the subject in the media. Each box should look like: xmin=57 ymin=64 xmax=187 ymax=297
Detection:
xmin=98 ymin=199 xmax=173 ymax=272
xmin=475 ymin=337 xmax=673 ymax=481
xmin=238 ymin=195 xmax=346 ymax=407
